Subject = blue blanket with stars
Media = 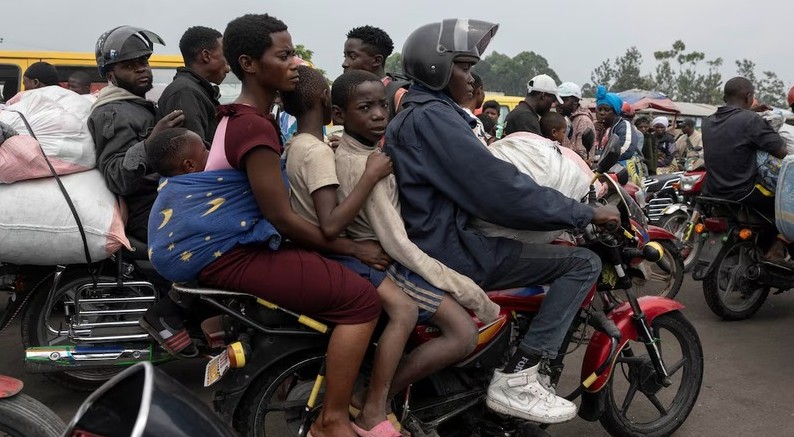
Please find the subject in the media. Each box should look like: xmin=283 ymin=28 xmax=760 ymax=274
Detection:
xmin=147 ymin=169 xmax=282 ymax=282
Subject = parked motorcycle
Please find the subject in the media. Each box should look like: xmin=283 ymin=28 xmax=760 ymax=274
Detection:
xmin=691 ymin=196 xmax=790 ymax=320
xmin=656 ymin=157 xmax=707 ymax=272
xmin=0 ymin=374 xmax=64 ymax=437
xmin=643 ymin=172 xmax=683 ymax=224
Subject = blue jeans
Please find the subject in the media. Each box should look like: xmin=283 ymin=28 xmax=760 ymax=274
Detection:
xmin=483 ymin=244 xmax=601 ymax=359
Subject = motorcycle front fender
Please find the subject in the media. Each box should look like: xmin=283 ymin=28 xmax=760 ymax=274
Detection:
xmin=580 ymin=297 xmax=685 ymax=393
xmin=646 ymin=224 xmax=677 ymax=241
xmin=0 ymin=375 xmax=23 ymax=399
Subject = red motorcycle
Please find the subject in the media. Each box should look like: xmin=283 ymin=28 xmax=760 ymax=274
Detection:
xmin=656 ymin=157 xmax=707 ymax=272
xmin=243 ymin=151 xmax=703 ymax=437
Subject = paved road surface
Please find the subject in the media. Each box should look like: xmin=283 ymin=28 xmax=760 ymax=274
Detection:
xmin=2 ymin=276 xmax=793 ymax=436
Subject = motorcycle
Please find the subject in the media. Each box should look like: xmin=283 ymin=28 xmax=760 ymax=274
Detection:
xmin=691 ymin=195 xmax=791 ymax=320
xmin=656 ymin=157 xmax=707 ymax=272
xmin=0 ymin=373 xmax=64 ymax=437
xmin=227 ymin=145 xmax=703 ymax=437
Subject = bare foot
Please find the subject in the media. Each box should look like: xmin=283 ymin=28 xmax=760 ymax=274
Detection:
xmin=309 ymin=417 xmax=356 ymax=437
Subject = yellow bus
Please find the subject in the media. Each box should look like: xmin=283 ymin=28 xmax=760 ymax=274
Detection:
xmin=0 ymin=50 xmax=186 ymax=102
xmin=482 ymin=92 xmax=524 ymax=125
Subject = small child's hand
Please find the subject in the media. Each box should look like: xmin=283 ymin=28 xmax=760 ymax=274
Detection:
xmin=363 ymin=151 xmax=393 ymax=181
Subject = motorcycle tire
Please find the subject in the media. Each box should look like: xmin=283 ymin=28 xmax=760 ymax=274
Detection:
xmin=657 ymin=211 xmax=703 ymax=273
xmin=600 ymin=311 xmax=703 ymax=437
xmin=21 ymin=274 xmax=134 ymax=391
xmin=234 ymin=350 xmax=327 ymax=437
xmin=0 ymin=392 xmax=65 ymax=437
xmin=703 ymin=241 xmax=770 ymax=321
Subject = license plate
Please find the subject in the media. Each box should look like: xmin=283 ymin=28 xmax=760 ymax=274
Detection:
xmin=204 ymin=349 xmax=230 ymax=387
xmin=697 ymin=233 xmax=726 ymax=264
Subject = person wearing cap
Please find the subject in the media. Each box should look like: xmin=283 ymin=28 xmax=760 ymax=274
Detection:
xmin=22 ymin=62 xmax=60 ymax=90
xmin=652 ymin=116 xmax=678 ymax=174
xmin=675 ymin=118 xmax=703 ymax=159
xmin=557 ymin=82 xmax=594 ymax=163
xmin=88 ymin=26 xmax=185 ymax=243
xmin=503 ymin=73 xmax=562 ymax=137
xmin=387 ymin=19 xmax=620 ymax=425
xmin=157 ymin=26 xmax=229 ymax=146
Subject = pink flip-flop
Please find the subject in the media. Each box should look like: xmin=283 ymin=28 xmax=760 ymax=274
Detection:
xmin=351 ymin=420 xmax=402 ymax=437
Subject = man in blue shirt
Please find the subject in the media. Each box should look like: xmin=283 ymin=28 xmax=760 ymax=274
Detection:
xmin=386 ymin=19 xmax=620 ymax=425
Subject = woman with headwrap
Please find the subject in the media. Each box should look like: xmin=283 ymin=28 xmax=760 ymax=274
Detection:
xmin=594 ymin=85 xmax=643 ymax=185
xmin=652 ymin=116 xmax=679 ymax=174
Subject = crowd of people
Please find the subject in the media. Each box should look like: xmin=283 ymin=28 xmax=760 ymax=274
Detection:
xmin=6 ymin=13 xmax=794 ymax=437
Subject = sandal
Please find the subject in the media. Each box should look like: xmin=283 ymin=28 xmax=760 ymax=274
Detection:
xmin=349 ymin=405 xmax=404 ymax=433
xmin=351 ymin=420 xmax=402 ymax=437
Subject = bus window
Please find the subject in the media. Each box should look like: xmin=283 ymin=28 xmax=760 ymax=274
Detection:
xmin=0 ymin=64 xmax=21 ymax=103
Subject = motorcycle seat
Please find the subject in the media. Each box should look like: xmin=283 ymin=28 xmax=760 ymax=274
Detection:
xmin=172 ymin=282 xmax=253 ymax=298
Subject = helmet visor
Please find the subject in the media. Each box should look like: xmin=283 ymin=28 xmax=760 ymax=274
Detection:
xmin=437 ymin=19 xmax=499 ymax=61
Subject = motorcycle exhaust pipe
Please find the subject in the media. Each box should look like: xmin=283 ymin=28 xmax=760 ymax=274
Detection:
xmin=24 ymin=345 xmax=171 ymax=373
xmin=746 ymin=264 xmax=791 ymax=289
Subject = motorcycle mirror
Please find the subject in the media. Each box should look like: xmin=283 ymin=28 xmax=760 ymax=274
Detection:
xmin=62 ymin=362 xmax=237 ymax=437
xmin=596 ymin=134 xmax=621 ymax=174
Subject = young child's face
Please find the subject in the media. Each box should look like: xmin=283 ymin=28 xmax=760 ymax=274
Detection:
xmin=550 ymin=125 xmax=566 ymax=144
xmin=182 ymin=132 xmax=209 ymax=173
xmin=340 ymin=81 xmax=388 ymax=144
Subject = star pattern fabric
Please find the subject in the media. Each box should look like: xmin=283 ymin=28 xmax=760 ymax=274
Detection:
xmin=147 ymin=169 xmax=282 ymax=282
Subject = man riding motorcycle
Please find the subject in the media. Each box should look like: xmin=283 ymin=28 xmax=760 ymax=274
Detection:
xmin=385 ymin=19 xmax=620 ymax=424
xmin=702 ymin=77 xmax=789 ymax=266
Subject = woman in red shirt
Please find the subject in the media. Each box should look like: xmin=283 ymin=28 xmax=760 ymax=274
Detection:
xmin=200 ymin=14 xmax=383 ymax=437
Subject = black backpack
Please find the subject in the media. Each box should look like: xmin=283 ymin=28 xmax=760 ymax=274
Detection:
xmin=383 ymin=72 xmax=411 ymax=120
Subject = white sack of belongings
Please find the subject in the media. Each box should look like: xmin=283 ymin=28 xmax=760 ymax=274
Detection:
xmin=470 ymin=131 xmax=595 ymax=244
xmin=0 ymin=169 xmax=131 ymax=265
xmin=0 ymin=86 xmax=96 ymax=183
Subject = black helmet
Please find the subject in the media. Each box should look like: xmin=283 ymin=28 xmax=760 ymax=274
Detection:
xmin=95 ymin=26 xmax=164 ymax=75
xmin=402 ymin=19 xmax=498 ymax=91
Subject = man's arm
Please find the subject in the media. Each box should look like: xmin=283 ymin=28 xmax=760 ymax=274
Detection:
xmin=416 ymin=105 xmax=594 ymax=231
xmin=88 ymin=108 xmax=149 ymax=195
xmin=158 ymin=90 xmax=208 ymax=142
xmin=750 ymin=115 xmax=787 ymax=159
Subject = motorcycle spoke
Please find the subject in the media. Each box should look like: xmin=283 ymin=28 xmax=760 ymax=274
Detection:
xmin=644 ymin=393 xmax=669 ymax=416
xmin=648 ymin=271 xmax=671 ymax=282
xmin=666 ymin=357 xmax=686 ymax=376
xmin=620 ymin=379 xmax=640 ymax=415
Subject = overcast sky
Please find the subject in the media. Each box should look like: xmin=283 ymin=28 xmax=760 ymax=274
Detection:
xmin=3 ymin=0 xmax=793 ymax=94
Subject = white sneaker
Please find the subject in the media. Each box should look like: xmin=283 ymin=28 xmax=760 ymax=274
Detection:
xmin=486 ymin=364 xmax=577 ymax=424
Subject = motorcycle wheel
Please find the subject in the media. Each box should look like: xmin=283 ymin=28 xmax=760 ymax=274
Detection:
xmin=657 ymin=211 xmax=702 ymax=272
xmin=703 ymin=241 xmax=770 ymax=320
xmin=600 ymin=311 xmax=703 ymax=437
xmin=21 ymin=274 xmax=142 ymax=391
xmin=0 ymin=392 xmax=65 ymax=437
xmin=235 ymin=351 xmax=326 ymax=437
xmin=629 ymin=240 xmax=684 ymax=300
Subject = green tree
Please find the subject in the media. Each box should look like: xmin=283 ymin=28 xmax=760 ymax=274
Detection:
xmin=587 ymin=47 xmax=655 ymax=93
xmin=385 ymin=52 xmax=403 ymax=75
xmin=652 ymin=40 xmax=722 ymax=104
xmin=294 ymin=44 xmax=327 ymax=78
xmin=735 ymin=59 xmax=786 ymax=107
xmin=473 ymin=51 xmax=559 ymax=96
